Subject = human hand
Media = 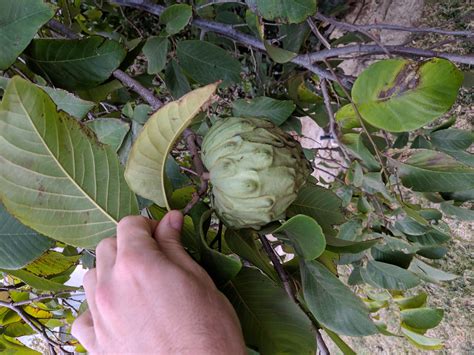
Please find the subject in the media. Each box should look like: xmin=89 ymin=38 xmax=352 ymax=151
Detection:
xmin=72 ymin=211 xmax=246 ymax=354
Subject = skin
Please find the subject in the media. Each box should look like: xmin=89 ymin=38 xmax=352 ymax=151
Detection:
xmin=72 ymin=211 xmax=246 ymax=354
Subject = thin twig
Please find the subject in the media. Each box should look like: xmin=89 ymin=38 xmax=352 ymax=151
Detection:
xmin=316 ymin=13 xmax=474 ymax=38
xmin=307 ymin=18 xmax=331 ymax=49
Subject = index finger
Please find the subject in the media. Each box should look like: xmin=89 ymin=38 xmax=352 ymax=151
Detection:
xmin=116 ymin=216 xmax=159 ymax=257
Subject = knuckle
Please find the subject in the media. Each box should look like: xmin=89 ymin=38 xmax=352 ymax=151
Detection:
xmin=96 ymin=237 xmax=116 ymax=254
xmin=117 ymin=215 xmax=147 ymax=231
xmin=95 ymin=284 xmax=113 ymax=310
xmin=118 ymin=250 xmax=145 ymax=269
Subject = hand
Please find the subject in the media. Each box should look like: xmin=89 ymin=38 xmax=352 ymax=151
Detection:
xmin=72 ymin=211 xmax=246 ymax=354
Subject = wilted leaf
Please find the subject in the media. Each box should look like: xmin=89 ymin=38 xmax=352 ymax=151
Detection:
xmin=272 ymin=215 xmax=326 ymax=260
xmin=395 ymin=149 xmax=474 ymax=192
xmin=232 ymin=97 xmax=295 ymax=126
xmin=25 ymin=37 xmax=127 ymax=91
xmin=222 ymin=267 xmax=316 ymax=354
xmin=0 ymin=77 xmax=138 ymax=248
xmin=125 ymin=83 xmax=218 ymax=208
xmin=352 ymin=59 xmax=463 ymax=132
xmin=0 ymin=203 xmax=53 ymax=270
xmin=0 ymin=0 xmax=55 ymax=70
xmin=177 ymin=40 xmax=241 ymax=86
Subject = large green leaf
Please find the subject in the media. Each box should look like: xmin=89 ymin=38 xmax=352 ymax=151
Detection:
xmin=301 ymin=260 xmax=378 ymax=336
xmin=125 ymin=83 xmax=218 ymax=208
xmin=430 ymin=129 xmax=473 ymax=151
xmin=361 ymin=260 xmax=420 ymax=290
xmin=0 ymin=0 xmax=55 ymax=70
xmin=0 ymin=203 xmax=53 ymax=270
xmin=142 ymin=36 xmax=169 ymax=75
xmin=222 ymin=267 xmax=316 ymax=354
xmin=440 ymin=201 xmax=474 ymax=221
xmin=0 ymin=77 xmax=138 ymax=248
xmin=159 ymin=4 xmax=192 ymax=35
xmin=232 ymin=97 xmax=295 ymax=126
xmin=395 ymin=149 xmax=474 ymax=192
xmin=24 ymin=37 xmax=127 ymax=91
xmin=408 ymin=258 xmax=457 ymax=283
xmin=271 ymin=215 xmax=326 ymax=260
xmin=287 ymin=184 xmax=345 ymax=235
xmin=352 ymin=58 xmax=463 ymax=132
xmin=401 ymin=308 xmax=443 ymax=330
xmin=177 ymin=40 xmax=242 ymax=86
xmin=246 ymin=0 xmax=317 ymax=24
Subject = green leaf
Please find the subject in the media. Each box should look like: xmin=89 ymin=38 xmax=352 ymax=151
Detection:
xmin=272 ymin=215 xmax=326 ymax=260
xmin=86 ymin=118 xmax=130 ymax=152
xmin=394 ymin=292 xmax=428 ymax=310
xmin=0 ymin=0 xmax=55 ymax=70
xmin=408 ymin=258 xmax=457 ymax=283
xmin=0 ymin=77 xmax=138 ymax=248
xmin=0 ymin=203 xmax=53 ymax=270
xmin=125 ymin=83 xmax=218 ymax=208
xmin=301 ymin=260 xmax=378 ymax=336
xmin=165 ymin=59 xmax=191 ymax=99
xmin=325 ymin=236 xmax=381 ymax=254
xmin=177 ymin=40 xmax=242 ymax=86
xmin=222 ymin=267 xmax=316 ymax=354
xmin=159 ymin=4 xmax=192 ymax=35
xmin=401 ymin=326 xmax=443 ymax=350
xmin=246 ymin=0 xmax=317 ymax=24
xmin=2 ymin=269 xmax=77 ymax=292
xmin=224 ymin=229 xmax=277 ymax=282
xmin=24 ymin=250 xmax=79 ymax=277
xmin=401 ymin=308 xmax=443 ymax=330
xmin=440 ymin=201 xmax=474 ymax=221
xmin=0 ymin=333 xmax=39 ymax=354
xmin=287 ymin=184 xmax=345 ymax=235
xmin=361 ymin=260 xmax=420 ymax=290
xmin=323 ymin=327 xmax=357 ymax=355
xmin=352 ymin=58 xmax=463 ymax=132
xmin=232 ymin=97 xmax=295 ymax=126
xmin=25 ymin=37 xmax=127 ymax=91
xmin=264 ymin=42 xmax=297 ymax=64
xmin=341 ymin=133 xmax=380 ymax=171
xmin=395 ymin=149 xmax=474 ymax=192
xmin=143 ymin=36 xmax=169 ymax=75
xmin=430 ymin=128 xmax=473 ymax=151
xmin=406 ymin=229 xmax=450 ymax=247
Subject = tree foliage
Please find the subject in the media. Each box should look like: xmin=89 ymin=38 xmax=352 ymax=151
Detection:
xmin=0 ymin=0 xmax=472 ymax=353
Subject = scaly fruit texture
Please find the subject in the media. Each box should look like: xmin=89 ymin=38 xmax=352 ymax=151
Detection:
xmin=201 ymin=117 xmax=312 ymax=229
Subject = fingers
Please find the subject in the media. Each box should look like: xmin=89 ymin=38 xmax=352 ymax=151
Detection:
xmin=83 ymin=269 xmax=98 ymax=317
xmin=116 ymin=216 xmax=159 ymax=258
xmin=95 ymin=237 xmax=117 ymax=281
xmin=72 ymin=309 xmax=96 ymax=351
xmin=154 ymin=211 xmax=199 ymax=272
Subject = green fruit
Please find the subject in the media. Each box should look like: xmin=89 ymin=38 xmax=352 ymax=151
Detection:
xmin=201 ymin=117 xmax=312 ymax=229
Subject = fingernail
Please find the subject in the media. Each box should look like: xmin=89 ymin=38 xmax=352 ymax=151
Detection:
xmin=167 ymin=210 xmax=183 ymax=231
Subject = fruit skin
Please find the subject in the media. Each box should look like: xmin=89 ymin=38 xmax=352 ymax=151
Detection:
xmin=201 ymin=117 xmax=312 ymax=229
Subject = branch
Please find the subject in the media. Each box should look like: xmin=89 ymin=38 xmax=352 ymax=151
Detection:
xmin=315 ymin=13 xmax=474 ymax=38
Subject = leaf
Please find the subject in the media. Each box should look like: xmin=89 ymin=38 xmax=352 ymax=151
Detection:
xmin=352 ymin=58 xmax=463 ymax=132
xmin=24 ymin=251 xmax=79 ymax=277
xmin=165 ymin=59 xmax=191 ymax=99
xmin=0 ymin=77 xmax=138 ymax=248
xmin=0 ymin=0 xmax=55 ymax=70
xmin=430 ymin=128 xmax=473 ymax=151
xmin=159 ymin=4 xmax=192 ymax=35
xmin=232 ymin=97 xmax=295 ymax=126
xmin=86 ymin=118 xmax=130 ymax=152
xmin=287 ymin=184 xmax=345 ymax=235
xmin=401 ymin=326 xmax=443 ymax=350
xmin=24 ymin=37 xmax=127 ymax=91
xmin=395 ymin=149 xmax=474 ymax=192
xmin=394 ymin=292 xmax=428 ymax=310
xmin=177 ymin=40 xmax=242 ymax=86
xmin=222 ymin=267 xmax=316 ymax=354
xmin=125 ymin=83 xmax=218 ymax=208
xmin=264 ymin=42 xmax=297 ymax=64
xmin=301 ymin=260 xmax=378 ymax=336
xmin=440 ymin=201 xmax=474 ymax=221
xmin=401 ymin=308 xmax=444 ymax=330
xmin=325 ymin=236 xmax=381 ymax=254
xmin=271 ymin=215 xmax=326 ymax=260
xmin=142 ymin=36 xmax=169 ymax=74
xmin=341 ymin=133 xmax=380 ymax=171
xmin=408 ymin=258 xmax=457 ymax=283
xmin=224 ymin=229 xmax=278 ymax=282
xmin=361 ymin=260 xmax=420 ymax=290
xmin=0 ymin=203 xmax=53 ymax=270
xmin=3 ymin=269 xmax=77 ymax=292
xmin=246 ymin=0 xmax=317 ymax=24
xmin=323 ymin=327 xmax=357 ymax=355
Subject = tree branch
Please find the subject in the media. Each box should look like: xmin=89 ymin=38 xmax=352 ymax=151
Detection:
xmin=316 ymin=13 xmax=474 ymax=38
